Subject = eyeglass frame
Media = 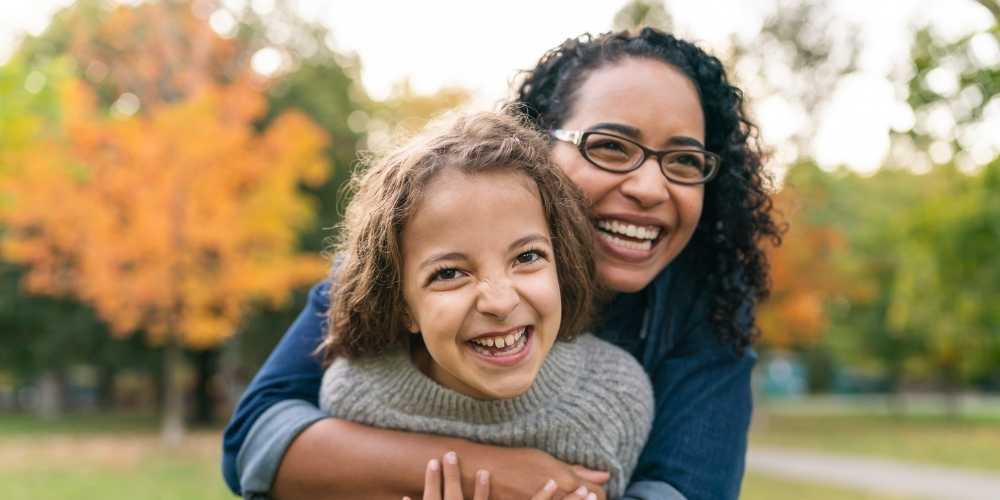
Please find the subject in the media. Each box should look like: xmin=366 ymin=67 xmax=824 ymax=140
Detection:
xmin=550 ymin=129 xmax=720 ymax=185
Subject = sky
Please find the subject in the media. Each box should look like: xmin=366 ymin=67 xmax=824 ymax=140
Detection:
xmin=1 ymin=0 xmax=996 ymax=174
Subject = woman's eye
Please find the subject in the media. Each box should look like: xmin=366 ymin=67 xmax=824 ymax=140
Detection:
xmin=672 ymin=152 xmax=705 ymax=168
xmin=590 ymin=139 xmax=628 ymax=154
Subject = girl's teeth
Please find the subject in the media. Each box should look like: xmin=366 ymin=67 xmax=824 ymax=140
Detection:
xmin=469 ymin=329 xmax=529 ymax=357
xmin=471 ymin=328 xmax=526 ymax=348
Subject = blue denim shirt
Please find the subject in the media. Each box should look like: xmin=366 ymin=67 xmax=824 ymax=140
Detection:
xmin=222 ymin=254 xmax=755 ymax=500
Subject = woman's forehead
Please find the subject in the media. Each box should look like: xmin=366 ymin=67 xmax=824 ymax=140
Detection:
xmin=566 ymin=58 xmax=705 ymax=144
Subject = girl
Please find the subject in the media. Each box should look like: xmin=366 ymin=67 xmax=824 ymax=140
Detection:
xmin=316 ymin=111 xmax=653 ymax=500
xmin=224 ymin=28 xmax=781 ymax=500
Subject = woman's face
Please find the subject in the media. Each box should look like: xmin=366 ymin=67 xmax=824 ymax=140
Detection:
xmin=551 ymin=57 xmax=706 ymax=293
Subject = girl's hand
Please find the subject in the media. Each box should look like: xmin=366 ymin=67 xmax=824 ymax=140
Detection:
xmin=406 ymin=451 xmax=601 ymax=500
xmin=405 ymin=451 xmax=490 ymax=500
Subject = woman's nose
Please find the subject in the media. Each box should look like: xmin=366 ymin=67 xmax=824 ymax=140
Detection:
xmin=475 ymin=279 xmax=519 ymax=320
xmin=619 ymin=156 xmax=670 ymax=208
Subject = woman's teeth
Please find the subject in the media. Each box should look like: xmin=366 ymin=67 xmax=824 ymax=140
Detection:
xmin=470 ymin=328 xmax=528 ymax=356
xmin=599 ymin=232 xmax=653 ymax=251
xmin=596 ymin=220 xmax=660 ymax=251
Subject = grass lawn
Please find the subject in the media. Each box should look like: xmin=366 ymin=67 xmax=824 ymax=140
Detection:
xmin=750 ymin=412 xmax=1000 ymax=472
xmin=2 ymin=412 xmax=994 ymax=499
xmin=740 ymin=472 xmax=915 ymax=500
xmin=0 ymin=413 xmax=233 ymax=500
xmin=0 ymin=432 xmax=234 ymax=500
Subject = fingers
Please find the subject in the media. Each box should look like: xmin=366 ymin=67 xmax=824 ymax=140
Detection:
xmin=528 ymin=479 xmax=600 ymax=500
xmin=441 ymin=451 xmax=464 ymax=500
xmin=528 ymin=478 xmax=559 ymax=500
xmin=561 ymin=485 xmax=598 ymax=500
xmin=472 ymin=469 xmax=491 ymax=500
xmin=421 ymin=458 xmax=442 ymax=500
xmin=571 ymin=466 xmax=610 ymax=485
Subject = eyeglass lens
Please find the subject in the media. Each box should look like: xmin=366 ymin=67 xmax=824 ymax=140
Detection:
xmin=582 ymin=132 xmax=713 ymax=182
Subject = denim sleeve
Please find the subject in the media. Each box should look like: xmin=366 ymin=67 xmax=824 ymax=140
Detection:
xmin=622 ymin=479 xmax=687 ymax=499
xmin=630 ymin=319 xmax=756 ymax=500
xmin=221 ymin=281 xmax=331 ymax=495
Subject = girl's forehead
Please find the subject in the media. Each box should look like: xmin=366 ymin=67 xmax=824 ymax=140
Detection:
xmin=420 ymin=167 xmax=541 ymax=203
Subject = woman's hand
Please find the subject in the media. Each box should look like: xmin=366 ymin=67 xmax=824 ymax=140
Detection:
xmin=478 ymin=447 xmax=608 ymax=500
xmin=406 ymin=452 xmax=601 ymax=500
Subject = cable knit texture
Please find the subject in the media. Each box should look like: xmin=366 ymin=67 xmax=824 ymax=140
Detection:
xmin=319 ymin=333 xmax=654 ymax=498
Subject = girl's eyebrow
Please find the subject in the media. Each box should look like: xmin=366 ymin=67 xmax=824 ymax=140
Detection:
xmin=418 ymin=234 xmax=550 ymax=270
xmin=508 ymin=233 xmax=550 ymax=251
xmin=419 ymin=252 xmax=466 ymax=270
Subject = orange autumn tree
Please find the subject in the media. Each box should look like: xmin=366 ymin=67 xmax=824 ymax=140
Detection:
xmin=1 ymin=78 xmax=329 ymax=444
xmin=758 ymin=182 xmax=844 ymax=350
xmin=0 ymin=1 xmax=331 ymax=444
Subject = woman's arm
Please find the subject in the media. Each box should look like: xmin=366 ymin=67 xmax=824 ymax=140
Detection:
xmin=222 ymin=281 xmax=608 ymax=500
xmin=275 ymin=419 xmax=607 ymax=500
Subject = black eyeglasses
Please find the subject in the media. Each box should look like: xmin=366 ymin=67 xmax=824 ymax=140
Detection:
xmin=551 ymin=129 xmax=720 ymax=185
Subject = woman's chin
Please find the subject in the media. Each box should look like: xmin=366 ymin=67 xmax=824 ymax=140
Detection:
xmin=597 ymin=263 xmax=658 ymax=293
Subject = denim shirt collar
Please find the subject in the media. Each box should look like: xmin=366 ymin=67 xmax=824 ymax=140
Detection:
xmin=595 ymin=264 xmax=677 ymax=369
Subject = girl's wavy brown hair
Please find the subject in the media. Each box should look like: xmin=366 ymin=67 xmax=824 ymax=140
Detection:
xmin=319 ymin=110 xmax=598 ymax=362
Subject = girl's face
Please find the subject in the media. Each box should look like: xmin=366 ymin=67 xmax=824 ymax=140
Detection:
xmin=551 ymin=57 xmax=706 ymax=293
xmin=400 ymin=168 xmax=562 ymax=400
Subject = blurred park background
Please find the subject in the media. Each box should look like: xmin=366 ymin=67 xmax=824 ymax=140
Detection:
xmin=0 ymin=0 xmax=997 ymax=498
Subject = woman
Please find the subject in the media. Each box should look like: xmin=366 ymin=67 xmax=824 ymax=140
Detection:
xmin=222 ymin=27 xmax=781 ymax=500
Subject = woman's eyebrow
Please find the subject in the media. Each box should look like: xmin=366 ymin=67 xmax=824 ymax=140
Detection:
xmin=667 ymin=136 xmax=707 ymax=149
xmin=590 ymin=123 xmax=706 ymax=149
xmin=589 ymin=122 xmax=642 ymax=139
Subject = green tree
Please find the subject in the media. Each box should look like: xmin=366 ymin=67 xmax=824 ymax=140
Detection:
xmin=612 ymin=0 xmax=673 ymax=33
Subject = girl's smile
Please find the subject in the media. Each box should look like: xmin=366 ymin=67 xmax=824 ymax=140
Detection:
xmin=466 ymin=325 xmax=533 ymax=366
xmin=401 ymin=168 xmax=562 ymax=400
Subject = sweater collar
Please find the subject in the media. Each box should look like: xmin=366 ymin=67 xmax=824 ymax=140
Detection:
xmin=369 ymin=339 xmax=587 ymax=424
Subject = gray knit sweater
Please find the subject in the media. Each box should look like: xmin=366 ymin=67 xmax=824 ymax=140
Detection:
xmin=319 ymin=333 xmax=654 ymax=498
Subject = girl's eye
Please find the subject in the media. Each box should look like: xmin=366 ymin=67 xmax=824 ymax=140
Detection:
xmin=515 ymin=249 xmax=547 ymax=265
xmin=429 ymin=267 xmax=463 ymax=282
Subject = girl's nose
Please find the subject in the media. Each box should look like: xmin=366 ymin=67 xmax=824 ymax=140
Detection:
xmin=475 ymin=279 xmax=519 ymax=320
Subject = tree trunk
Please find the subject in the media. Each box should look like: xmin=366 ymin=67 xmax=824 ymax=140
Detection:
xmin=191 ymin=347 xmax=219 ymax=426
xmin=161 ymin=336 xmax=185 ymax=447
xmin=34 ymin=370 xmax=65 ymax=420
xmin=96 ymin=364 xmax=117 ymax=411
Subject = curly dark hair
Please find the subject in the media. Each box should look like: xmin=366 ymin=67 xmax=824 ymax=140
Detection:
xmin=513 ymin=27 xmax=783 ymax=351
xmin=319 ymin=110 xmax=598 ymax=361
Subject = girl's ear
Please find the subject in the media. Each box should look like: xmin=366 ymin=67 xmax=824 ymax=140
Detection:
xmin=402 ymin=309 xmax=420 ymax=334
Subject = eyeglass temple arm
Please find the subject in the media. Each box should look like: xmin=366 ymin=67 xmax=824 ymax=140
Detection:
xmin=550 ymin=129 xmax=582 ymax=145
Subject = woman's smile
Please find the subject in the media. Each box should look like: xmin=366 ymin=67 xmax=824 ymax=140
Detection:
xmin=593 ymin=213 xmax=670 ymax=262
xmin=551 ymin=58 xmax=706 ymax=293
